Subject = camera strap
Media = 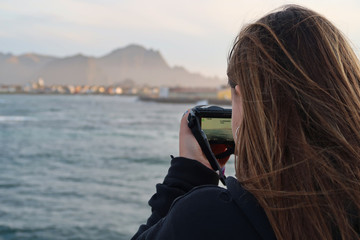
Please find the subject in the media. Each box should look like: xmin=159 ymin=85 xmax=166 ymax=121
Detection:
xmin=187 ymin=111 xmax=232 ymax=185
xmin=215 ymin=147 xmax=234 ymax=159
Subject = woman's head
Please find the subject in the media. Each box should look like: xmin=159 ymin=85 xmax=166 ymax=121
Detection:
xmin=228 ymin=5 xmax=360 ymax=240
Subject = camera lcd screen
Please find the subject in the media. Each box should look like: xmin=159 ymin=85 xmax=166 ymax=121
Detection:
xmin=201 ymin=117 xmax=233 ymax=143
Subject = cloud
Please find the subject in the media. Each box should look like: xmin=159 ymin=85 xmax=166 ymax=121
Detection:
xmin=0 ymin=0 xmax=209 ymax=36
xmin=2 ymin=0 xmax=360 ymax=38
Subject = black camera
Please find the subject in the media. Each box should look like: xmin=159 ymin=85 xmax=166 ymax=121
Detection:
xmin=188 ymin=105 xmax=233 ymax=144
xmin=187 ymin=105 xmax=234 ymax=185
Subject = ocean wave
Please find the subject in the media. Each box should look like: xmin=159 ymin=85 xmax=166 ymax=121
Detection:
xmin=0 ymin=183 xmax=22 ymax=189
xmin=0 ymin=116 xmax=37 ymax=122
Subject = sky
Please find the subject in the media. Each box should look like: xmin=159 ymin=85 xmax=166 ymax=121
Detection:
xmin=1 ymin=0 xmax=360 ymax=78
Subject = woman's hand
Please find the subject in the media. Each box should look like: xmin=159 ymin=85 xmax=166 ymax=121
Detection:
xmin=179 ymin=110 xmax=231 ymax=170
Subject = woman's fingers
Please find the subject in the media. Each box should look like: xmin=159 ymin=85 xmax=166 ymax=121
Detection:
xmin=179 ymin=110 xmax=212 ymax=169
xmin=179 ymin=110 xmax=232 ymax=170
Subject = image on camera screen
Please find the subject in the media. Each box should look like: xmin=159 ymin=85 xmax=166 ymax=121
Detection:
xmin=201 ymin=117 xmax=233 ymax=142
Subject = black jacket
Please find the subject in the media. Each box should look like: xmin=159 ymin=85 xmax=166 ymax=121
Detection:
xmin=132 ymin=157 xmax=276 ymax=240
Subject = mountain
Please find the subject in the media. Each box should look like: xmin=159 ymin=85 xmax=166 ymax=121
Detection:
xmin=0 ymin=53 xmax=57 ymax=85
xmin=0 ymin=44 xmax=223 ymax=87
xmin=36 ymin=54 xmax=107 ymax=86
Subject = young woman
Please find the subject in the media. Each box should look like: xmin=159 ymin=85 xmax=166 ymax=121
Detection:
xmin=132 ymin=5 xmax=360 ymax=239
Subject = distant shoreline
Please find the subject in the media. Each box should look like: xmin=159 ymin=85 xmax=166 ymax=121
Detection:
xmin=0 ymin=92 xmax=136 ymax=96
xmin=0 ymin=93 xmax=231 ymax=105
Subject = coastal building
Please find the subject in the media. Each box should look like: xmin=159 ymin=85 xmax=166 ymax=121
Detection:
xmin=0 ymin=85 xmax=19 ymax=93
xmin=139 ymin=86 xmax=159 ymax=97
xmin=80 ymin=86 xmax=91 ymax=94
xmin=38 ymin=78 xmax=45 ymax=88
xmin=217 ymin=88 xmax=231 ymax=100
xmin=130 ymin=88 xmax=138 ymax=94
xmin=75 ymin=86 xmax=83 ymax=94
xmin=114 ymin=87 xmax=123 ymax=95
xmin=0 ymin=86 xmax=8 ymax=93
xmin=98 ymin=86 xmax=106 ymax=94
xmin=106 ymin=87 xmax=114 ymax=95
xmin=90 ymin=86 xmax=99 ymax=93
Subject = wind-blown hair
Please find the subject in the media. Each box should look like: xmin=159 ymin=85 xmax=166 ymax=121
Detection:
xmin=227 ymin=5 xmax=360 ymax=240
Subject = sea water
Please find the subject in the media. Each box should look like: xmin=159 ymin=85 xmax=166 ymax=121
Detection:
xmin=0 ymin=95 xmax=234 ymax=240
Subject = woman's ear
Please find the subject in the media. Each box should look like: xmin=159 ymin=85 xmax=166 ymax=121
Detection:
xmin=235 ymin=85 xmax=241 ymax=96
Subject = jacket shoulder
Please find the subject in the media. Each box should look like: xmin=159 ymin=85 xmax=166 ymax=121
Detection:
xmin=163 ymin=184 xmax=263 ymax=240
xmin=225 ymin=177 xmax=277 ymax=240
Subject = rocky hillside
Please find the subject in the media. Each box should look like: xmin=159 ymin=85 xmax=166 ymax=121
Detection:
xmin=0 ymin=44 xmax=223 ymax=87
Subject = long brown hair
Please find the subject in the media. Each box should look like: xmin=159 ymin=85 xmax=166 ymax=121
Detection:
xmin=228 ymin=5 xmax=360 ymax=240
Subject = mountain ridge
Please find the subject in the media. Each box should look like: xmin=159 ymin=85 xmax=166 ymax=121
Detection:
xmin=0 ymin=44 xmax=223 ymax=87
